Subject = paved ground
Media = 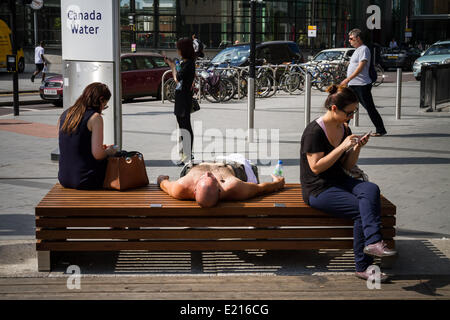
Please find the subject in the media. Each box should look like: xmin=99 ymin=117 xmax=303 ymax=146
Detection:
xmin=0 ymin=72 xmax=449 ymax=300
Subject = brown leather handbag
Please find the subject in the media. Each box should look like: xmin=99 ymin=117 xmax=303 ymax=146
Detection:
xmin=103 ymin=151 xmax=149 ymax=191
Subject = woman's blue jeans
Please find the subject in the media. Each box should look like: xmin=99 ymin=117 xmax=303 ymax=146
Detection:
xmin=309 ymin=176 xmax=383 ymax=272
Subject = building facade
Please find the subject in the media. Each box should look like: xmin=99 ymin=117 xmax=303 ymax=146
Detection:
xmin=1 ymin=0 xmax=448 ymax=53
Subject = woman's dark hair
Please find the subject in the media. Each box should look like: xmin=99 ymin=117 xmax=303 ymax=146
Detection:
xmin=60 ymin=82 xmax=111 ymax=134
xmin=176 ymin=37 xmax=196 ymax=60
xmin=324 ymin=84 xmax=358 ymax=111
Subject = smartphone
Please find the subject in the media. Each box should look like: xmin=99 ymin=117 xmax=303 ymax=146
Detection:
xmin=360 ymin=131 xmax=372 ymax=141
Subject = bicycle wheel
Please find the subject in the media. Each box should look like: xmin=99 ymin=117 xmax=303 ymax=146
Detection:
xmin=285 ymin=72 xmax=304 ymax=94
xmin=316 ymin=72 xmax=333 ymax=92
xmin=255 ymin=73 xmax=272 ymax=98
xmin=264 ymin=73 xmax=278 ymax=98
xmin=221 ymin=78 xmax=235 ymax=102
xmin=163 ymin=78 xmax=177 ymax=103
xmin=373 ymin=65 xmax=384 ymax=87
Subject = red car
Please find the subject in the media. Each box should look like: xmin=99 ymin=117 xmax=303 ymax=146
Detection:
xmin=40 ymin=53 xmax=170 ymax=107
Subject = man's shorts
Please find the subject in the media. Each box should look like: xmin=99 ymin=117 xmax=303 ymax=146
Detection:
xmin=180 ymin=160 xmax=260 ymax=183
xmin=35 ymin=63 xmax=44 ymax=72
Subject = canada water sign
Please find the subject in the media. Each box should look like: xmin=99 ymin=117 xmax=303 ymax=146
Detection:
xmin=61 ymin=0 xmax=115 ymax=62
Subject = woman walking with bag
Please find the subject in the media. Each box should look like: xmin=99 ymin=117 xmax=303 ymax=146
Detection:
xmin=300 ymin=84 xmax=396 ymax=282
xmin=164 ymin=38 xmax=196 ymax=166
xmin=58 ymin=82 xmax=117 ymax=189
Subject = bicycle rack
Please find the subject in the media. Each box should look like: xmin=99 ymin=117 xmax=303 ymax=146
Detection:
xmin=161 ymin=69 xmax=173 ymax=104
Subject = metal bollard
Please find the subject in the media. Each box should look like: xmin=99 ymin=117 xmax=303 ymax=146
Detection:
xmin=353 ymin=105 xmax=360 ymax=127
xmin=396 ymin=68 xmax=402 ymax=119
xmin=247 ymin=77 xmax=255 ymax=142
xmin=304 ymin=72 xmax=311 ymax=127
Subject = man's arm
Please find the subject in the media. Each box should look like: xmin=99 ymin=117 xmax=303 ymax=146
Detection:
xmin=157 ymin=175 xmax=193 ymax=200
xmin=223 ymin=175 xmax=285 ymax=201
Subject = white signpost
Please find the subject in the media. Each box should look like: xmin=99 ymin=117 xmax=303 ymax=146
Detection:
xmin=60 ymin=0 xmax=122 ymax=146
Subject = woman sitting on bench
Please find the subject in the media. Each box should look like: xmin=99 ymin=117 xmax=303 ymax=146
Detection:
xmin=300 ymin=84 xmax=397 ymax=282
xmin=58 ymin=82 xmax=117 ymax=189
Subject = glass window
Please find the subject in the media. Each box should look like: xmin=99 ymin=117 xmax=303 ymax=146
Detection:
xmin=151 ymin=56 xmax=169 ymax=67
xmin=136 ymin=15 xmax=154 ymax=31
xmin=424 ymin=43 xmax=450 ymax=56
xmin=121 ymin=57 xmax=136 ymax=71
xmin=136 ymin=0 xmax=154 ymax=13
xmin=314 ymin=50 xmax=345 ymax=61
xmin=160 ymin=0 xmax=176 ymax=14
xmin=159 ymin=32 xmax=177 ymax=48
xmin=211 ymin=44 xmax=250 ymax=66
xmin=136 ymin=32 xmax=154 ymax=48
xmin=135 ymin=56 xmax=155 ymax=69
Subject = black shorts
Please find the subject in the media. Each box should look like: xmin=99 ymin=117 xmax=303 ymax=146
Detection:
xmin=35 ymin=63 xmax=44 ymax=72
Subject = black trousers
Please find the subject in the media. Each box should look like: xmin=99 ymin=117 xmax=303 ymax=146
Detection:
xmin=349 ymin=84 xmax=387 ymax=135
xmin=176 ymin=114 xmax=193 ymax=158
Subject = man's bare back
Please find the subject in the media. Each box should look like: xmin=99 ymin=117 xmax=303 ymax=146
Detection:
xmin=157 ymin=161 xmax=284 ymax=207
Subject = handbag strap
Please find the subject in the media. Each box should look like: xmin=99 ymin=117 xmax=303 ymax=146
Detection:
xmin=113 ymin=150 xmax=143 ymax=158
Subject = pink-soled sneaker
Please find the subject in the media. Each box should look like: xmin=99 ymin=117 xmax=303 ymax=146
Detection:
xmin=364 ymin=240 xmax=397 ymax=257
xmin=355 ymin=267 xmax=389 ymax=283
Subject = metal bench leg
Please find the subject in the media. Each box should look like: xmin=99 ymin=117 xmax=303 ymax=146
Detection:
xmin=37 ymin=251 xmax=51 ymax=272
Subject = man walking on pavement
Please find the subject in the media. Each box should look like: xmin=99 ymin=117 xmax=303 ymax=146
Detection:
xmin=340 ymin=29 xmax=387 ymax=137
xmin=31 ymin=41 xmax=47 ymax=83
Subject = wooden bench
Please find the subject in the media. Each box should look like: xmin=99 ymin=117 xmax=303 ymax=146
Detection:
xmin=35 ymin=183 xmax=396 ymax=271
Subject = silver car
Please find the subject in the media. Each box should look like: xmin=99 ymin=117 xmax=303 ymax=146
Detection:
xmin=412 ymin=41 xmax=450 ymax=80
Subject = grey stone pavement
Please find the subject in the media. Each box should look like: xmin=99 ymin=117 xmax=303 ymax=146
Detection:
xmin=0 ymin=69 xmax=449 ymax=298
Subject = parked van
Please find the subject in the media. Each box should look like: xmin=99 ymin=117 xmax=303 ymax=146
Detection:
xmin=0 ymin=19 xmax=25 ymax=73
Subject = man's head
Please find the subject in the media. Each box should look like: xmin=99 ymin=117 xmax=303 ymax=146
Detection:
xmin=194 ymin=172 xmax=220 ymax=208
xmin=348 ymin=28 xmax=363 ymax=47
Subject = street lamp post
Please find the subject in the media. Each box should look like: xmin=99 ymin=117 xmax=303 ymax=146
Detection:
xmin=247 ymin=0 xmax=262 ymax=143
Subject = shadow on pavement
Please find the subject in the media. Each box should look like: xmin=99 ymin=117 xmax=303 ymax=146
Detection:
xmin=0 ymin=214 xmax=35 ymax=238
xmin=35 ymin=240 xmax=449 ymax=279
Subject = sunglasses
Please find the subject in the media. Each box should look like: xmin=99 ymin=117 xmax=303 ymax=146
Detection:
xmin=341 ymin=107 xmax=358 ymax=117
xmin=349 ymin=37 xmax=357 ymax=41
xmin=103 ymin=105 xmax=109 ymax=110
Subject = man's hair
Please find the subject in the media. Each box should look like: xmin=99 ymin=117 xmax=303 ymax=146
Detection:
xmin=349 ymin=28 xmax=362 ymax=39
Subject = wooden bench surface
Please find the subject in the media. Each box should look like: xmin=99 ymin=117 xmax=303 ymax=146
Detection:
xmin=35 ymin=183 xmax=396 ymax=253
xmin=36 ymin=183 xmax=396 ymax=217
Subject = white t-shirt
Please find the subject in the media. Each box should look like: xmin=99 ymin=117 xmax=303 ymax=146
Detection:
xmin=192 ymin=38 xmax=199 ymax=52
xmin=347 ymin=45 xmax=371 ymax=86
xmin=35 ymin=46 xmax=45 ymax=64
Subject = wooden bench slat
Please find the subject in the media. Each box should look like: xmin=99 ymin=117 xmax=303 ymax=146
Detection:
xmin=36 ymin=216 xmax=396 ymax=228
xmin=36 ymin=239 xmax=395 ymax=251
xmin=36 ymin=228 xmax=396 ymax=240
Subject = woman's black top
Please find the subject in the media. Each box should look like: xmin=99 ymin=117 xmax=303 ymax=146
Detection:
xmin=174 ymin=59 xmax=195 ymax=117
xmin=300 ymin=120 xmax=351 ymax=204
xmin=58 ymin=108 xmax=107 ymax=189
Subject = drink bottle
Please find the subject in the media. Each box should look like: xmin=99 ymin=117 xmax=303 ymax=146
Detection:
xmin=273 ymin=160 xmax=283 ymax=176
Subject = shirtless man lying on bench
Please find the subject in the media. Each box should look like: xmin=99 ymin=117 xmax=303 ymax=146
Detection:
xmin=157 ymin=154 xmax=285 ymax=208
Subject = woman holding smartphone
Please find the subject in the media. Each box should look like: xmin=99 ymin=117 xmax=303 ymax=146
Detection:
xmin=164 ymin=38 xmax=196 ymax=165
xmin=300 ymin=84 xmax=396 ymax=282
